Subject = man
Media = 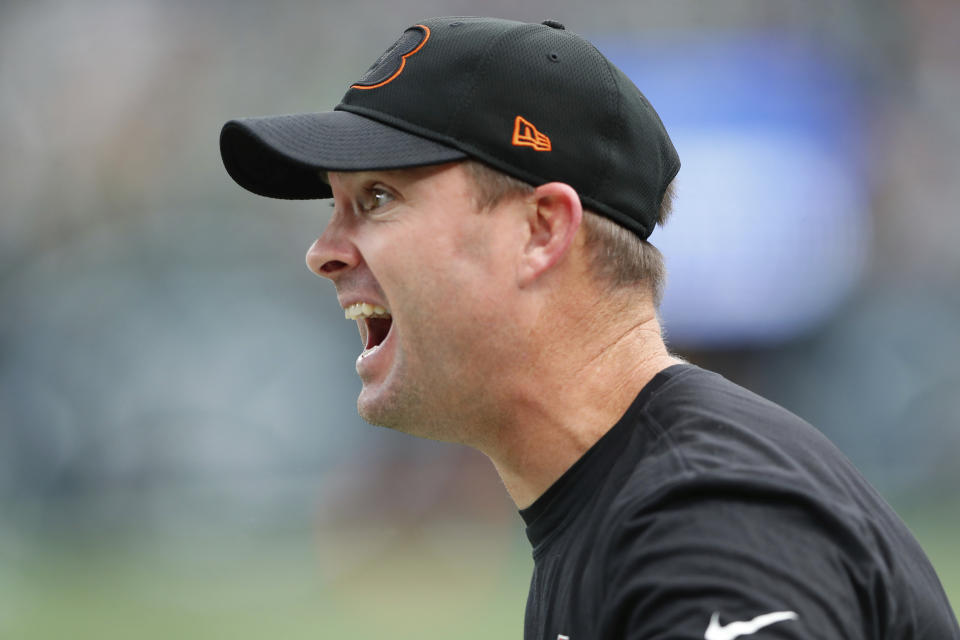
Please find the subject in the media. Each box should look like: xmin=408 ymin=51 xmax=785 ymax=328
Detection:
xmin=220 ymin=17 xmax=959 ymax=639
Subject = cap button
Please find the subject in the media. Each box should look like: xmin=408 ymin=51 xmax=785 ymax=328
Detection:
xmin=541 ymin=19 xmax=565 ymax=30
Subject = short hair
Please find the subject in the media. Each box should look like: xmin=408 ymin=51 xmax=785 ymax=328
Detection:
xmin=462 ymin=160 xmax=674 ymax=306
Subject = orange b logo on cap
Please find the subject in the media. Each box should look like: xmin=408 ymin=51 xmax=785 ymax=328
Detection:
xmin=512 ymin=116 xmax=551 ymax=151
xmin=352 ymin=24 xmax=430 ymax=90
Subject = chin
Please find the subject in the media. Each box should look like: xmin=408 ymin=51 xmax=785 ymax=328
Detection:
xmin=358 ymin=390 xmax=457 ymax=443
xmin=357 ymin=385 xmax=414 ymax=429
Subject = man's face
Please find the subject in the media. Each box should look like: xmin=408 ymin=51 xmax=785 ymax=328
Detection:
xmin=306 ymin=162 xmax=523 ymax=442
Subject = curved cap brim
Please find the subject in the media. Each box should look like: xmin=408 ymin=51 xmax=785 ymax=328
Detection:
xmin=220 ymin=110 xmax=467 ymax=200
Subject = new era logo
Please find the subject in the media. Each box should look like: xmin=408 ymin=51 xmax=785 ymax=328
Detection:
xmin=512 ymin=115 xmax=551 ymax=151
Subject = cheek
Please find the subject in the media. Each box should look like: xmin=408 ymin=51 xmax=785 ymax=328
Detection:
xmin=369 ymin=215 xmax=513 ymax=320
xmin=449 ymin=213 xmax=521 ymax=285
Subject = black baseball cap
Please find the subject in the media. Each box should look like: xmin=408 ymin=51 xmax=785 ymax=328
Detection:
xmin=220 ymin=17 xmax=679 ymax=239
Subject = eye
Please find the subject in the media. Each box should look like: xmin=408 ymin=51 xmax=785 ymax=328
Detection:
xmin=357 ymin=186 xmax=396 ymax=213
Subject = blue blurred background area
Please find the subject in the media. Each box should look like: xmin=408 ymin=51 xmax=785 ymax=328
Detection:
xmin=605 ymin=33 xmax=872 ymax=344
xmin=1 ymin=1 xmax=958 ymax=637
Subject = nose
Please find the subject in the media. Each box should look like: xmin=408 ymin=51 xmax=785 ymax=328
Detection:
xmin=305 ymin=220 xmax=360 ymax=281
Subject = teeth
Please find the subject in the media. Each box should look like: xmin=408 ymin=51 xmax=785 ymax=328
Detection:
xmin=344 ymin=302 xmax=390 ymax=320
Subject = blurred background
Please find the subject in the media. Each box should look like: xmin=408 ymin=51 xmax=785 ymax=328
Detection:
xmin=1 ymin=0 xmax=958 ymax=637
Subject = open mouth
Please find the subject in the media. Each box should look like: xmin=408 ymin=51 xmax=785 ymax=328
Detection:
xmin=344 ymin=302 xmax=393 ymax=353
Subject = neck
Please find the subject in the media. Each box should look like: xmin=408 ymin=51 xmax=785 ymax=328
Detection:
xmin=476 ymin=300 xmax=681 ymax=509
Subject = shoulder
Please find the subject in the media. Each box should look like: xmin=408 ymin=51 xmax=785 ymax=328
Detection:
xmin=587 ymin=365 xmax=957 ymax=639
xmin=595 ymin=485 xmax=885 ymax=639
xmin=592 ymin=367 xmax=868 ymax=636
xmin=624 ymin=365 xmax=865 ymax=503
xmin=642 ymin=364 xmax=812 ymax=436
xmin=608 ymin=365 xmax=890 ymax=574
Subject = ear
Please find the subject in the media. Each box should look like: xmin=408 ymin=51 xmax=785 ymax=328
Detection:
xmin=517 ymin=182 xmax=583 ymax=286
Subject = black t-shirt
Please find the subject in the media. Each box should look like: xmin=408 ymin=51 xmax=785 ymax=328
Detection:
xmin=520 ymin=364 xmax=959 ymax=640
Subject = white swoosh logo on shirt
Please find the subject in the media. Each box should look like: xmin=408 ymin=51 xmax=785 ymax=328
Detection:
xmin=704 ymin=610 xmax=798 ymax=640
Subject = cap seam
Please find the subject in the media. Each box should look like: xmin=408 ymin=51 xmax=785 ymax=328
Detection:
xmin=592 ymin=47 xmax=643 ymax=236
xmin=334 ymin=103 xmax=540 ymax=181
xmin=335 ymin=103 xmax=462 ymax=151
xmin=590 ymin=43 xmax=619 ymax=201
xmin=445 ymin=24 xmax=531 ymax=140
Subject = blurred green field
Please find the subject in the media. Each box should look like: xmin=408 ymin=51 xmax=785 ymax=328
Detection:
xmin=1 ymin=522 xmax=532 ymax=640
xmin=897 ymin=500 xmax=960 ymax=614
xmin=2 ymin=504 xmax=956 ymax=640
